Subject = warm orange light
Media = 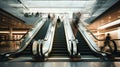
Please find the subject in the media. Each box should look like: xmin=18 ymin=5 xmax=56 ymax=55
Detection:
xmin=0 ymin=31 xmax=27 ymax=33
xmin=98 ymin=19 xmax=120 ymax=29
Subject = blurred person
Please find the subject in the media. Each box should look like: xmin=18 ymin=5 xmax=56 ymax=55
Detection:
xmin=71 ymin=12 xmax=81 ymax=37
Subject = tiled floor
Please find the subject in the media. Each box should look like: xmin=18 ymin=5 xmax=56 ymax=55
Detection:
xmin=1 ymin=43 xmax=120 ymax=67
xmin=0 ymin=62 xmax=120 ymax=67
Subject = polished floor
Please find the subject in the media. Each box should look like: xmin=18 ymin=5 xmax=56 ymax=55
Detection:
xmin=0 ymin=62 xmax=120 ymax=67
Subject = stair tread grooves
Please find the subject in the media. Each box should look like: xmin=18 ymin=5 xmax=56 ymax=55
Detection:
xmin=76 ymin=31 xmax=97 ymax=56
xmin=50 ymin=22 xmax=69 ymax=56
xmin=20 ymin=21 xmax=50 ymax=56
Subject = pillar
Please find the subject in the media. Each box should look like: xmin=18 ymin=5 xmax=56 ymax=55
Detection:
xmin=9 ymin=27 xmax=13 ymax=48
xmin=118 ymin=27 xmax=120 ymax=49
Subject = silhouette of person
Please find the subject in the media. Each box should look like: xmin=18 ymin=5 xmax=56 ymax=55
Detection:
xmin=48 ymin=14 xmax=51 ymax=19
xmin=105 ymin=33 xmax=111 ymax=41
xmin=71 ymin=12 xmax=81 ymax=37
xmin=57 ymin=16 xmax=61 ymax=23
xmin=56 ymin=16 xmax=61 ymax=28
xmin=101 ymin=33 xmax=113 ymax=53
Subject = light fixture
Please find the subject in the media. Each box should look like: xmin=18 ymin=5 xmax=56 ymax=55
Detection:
xmin=0 ymin=31 xmax=27 ymax=33
xmin=17 ymin=0 xmax=29 ymax=10
xmin=97 ymin=19 xmax=120 ymax=29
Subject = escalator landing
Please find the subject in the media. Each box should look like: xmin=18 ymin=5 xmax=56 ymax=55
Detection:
xmin=6 ymin=56 xmax=120 ymax=62
xmin=47 ymin=56 xmax=70 ymax=61
xmin=1 ymin=61 xmax=120 ymax=67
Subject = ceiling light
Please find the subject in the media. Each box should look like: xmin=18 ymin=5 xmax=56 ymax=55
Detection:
xmin=97 ymin=19 xmax=120 ymax=29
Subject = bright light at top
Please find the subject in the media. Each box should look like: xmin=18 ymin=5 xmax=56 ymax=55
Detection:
xmin=22 ymin=0 xmax=96 ymax=13
xmin=25 ymin=1 xmax=86 ymax=8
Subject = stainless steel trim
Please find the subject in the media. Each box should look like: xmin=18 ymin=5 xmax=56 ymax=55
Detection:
xmin=63 ymin=15 xmax=78 ymax=55
xmin=41 ymin=18 xmax=57 ymax=57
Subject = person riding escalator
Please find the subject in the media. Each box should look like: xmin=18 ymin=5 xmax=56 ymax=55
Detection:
xmin=70 ymin=12 xmax=81 ymax=37
xmin=57 ymin=16 xmax=61 ymax=23
xmin=101 ymin=33 xmax=113 ymax=53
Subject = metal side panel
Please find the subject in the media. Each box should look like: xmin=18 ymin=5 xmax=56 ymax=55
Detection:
xmin=17 ymin=19 xmax=46 ymax=52
xmin=78 ymin=23 xmax=100 ymax=52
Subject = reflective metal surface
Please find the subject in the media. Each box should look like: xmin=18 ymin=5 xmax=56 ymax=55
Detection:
xmin=0 ymin=62 xmax=120 ymax=67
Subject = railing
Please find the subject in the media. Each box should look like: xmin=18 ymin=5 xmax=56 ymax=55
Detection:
xmin=77 ymin=21 xmax=120 ymax=56
xmin=1 ymin=18 xmax=46 ymax=56
xmin=15 ymin=18 xmax=46 ymax=53
xmin=86 ymin=21 xmax=119 ymax=52
xmin=0 ymin=18 xmax=42 ymax=42
xmin=109 ymin=40 xmax=119 ymax=53
xmin=38 ymin=16 xmax=79 ymax=58
xmin=32 ymin=39 xmax=45 ymax=61
xmin=102 ymin=40 xmax=117 ymax=54
xmin=32 ymin=40 xmax=39 ymax=56
xmin=0 ymin=18 xmax=42 ymax=54
xmin=77 ymin=21 xmax=108 ymax=57
xmin=38 ymin=18 xmax=56 ymax=57
xmin=63 ymin=16 xmax=78 ymax=56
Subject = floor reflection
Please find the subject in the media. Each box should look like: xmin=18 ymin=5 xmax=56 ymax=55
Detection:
xmin=101 ymin=62 xmax=116 ymax=67
xmin=0 ymin=62 xmax=120 ymax=67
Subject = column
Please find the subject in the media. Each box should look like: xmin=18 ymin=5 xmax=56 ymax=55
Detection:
xmin=9 ymin=27 xmax=13 ymax=48
xmin=118 ymin=27 xmax=120 ymax=49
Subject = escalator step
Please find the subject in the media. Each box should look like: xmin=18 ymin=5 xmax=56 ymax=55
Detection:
xmin=20 ymin=20 xmax=50 ymax=56
xmin=50 ymin=22 xmax=69 ymax=57
xmin=50 ymin=54 xmax=69 ymax=56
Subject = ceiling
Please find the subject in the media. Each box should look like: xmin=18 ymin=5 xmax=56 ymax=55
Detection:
xmin=0 ymin=0 xmax=119 ymax=23
xmin=0 ymin=0 xmax=97 ymax=12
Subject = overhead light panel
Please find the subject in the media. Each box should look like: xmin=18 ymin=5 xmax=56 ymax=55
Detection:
xmin=98 ymin=19 xmax=120 ymax=29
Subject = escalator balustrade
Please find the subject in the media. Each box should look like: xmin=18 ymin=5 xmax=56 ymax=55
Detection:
xmin=0 ymin=19 xmax=51 ymax=60
xmin=76 ymin=31 xmax=101 ymax=60
xmin=77 ymin=32 xmax=94 ymax=55
xmin=19 ymin=20 xmax=50 ymax=56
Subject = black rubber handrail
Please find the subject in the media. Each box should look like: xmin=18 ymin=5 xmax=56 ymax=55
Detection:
xmin=79 ymin=21 xmax=119 ymax=55
xmin=41 ymin=20 xmax=56 ymax=56
xmin=0 ymin=18 xmax=42 ymax=42
xmin=78 ymin=22 xmax=110 ymax=56
xmin=71 ymin=42 xmax=74 ymax=56
xmin=102 ymin=40 xmax=117 ymax=54
xmin=0 ymin=18 xmax=44 ymax=56
xmin=111 ymin=40 xmax=117 ymax=53
xmin=39 ymin=42 xmax=44 ymax=57
xmin=81 ymin=22 xmax=119 ymax=53
xmin=80 ymin=21 xmax=120 ymax=41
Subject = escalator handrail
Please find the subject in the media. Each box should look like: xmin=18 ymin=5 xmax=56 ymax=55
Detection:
xmin=38 ymin=40 xmax=44 ymax=57
xmin=77 ymin=21 xmax=109 ymax=55
xmin=78 ymin=24 xmax=119 ymax=56
xmin=0 ymin=18 xmax=42 ymax=42
xmin=63 ymin=20 xmax=72 ymax=55
xmin=3 ymin=18 xmax=46 ymax=55
xmin=111 ymin=40 xmax=117 ymax=53
xmin=18 ymin=19 xmax=46 ymax=50
xmin=41 ymin=19 xmax=56 ymax=57
xmin=80 ymin=21 xmax=120 ymax=41
xmin=79 ymin=21 xmax=119 ymax=53
xmin=42 ymin=18 xmax=77 ymax=57
xmin=64 ymin=17 xmax=78 ymax=56
xmin=78 ymin=26 xmax=100 ymax=52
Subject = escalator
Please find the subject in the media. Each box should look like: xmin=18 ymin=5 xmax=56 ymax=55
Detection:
xmin=49 ymin=22 xmax=69 ymax=58
xmin=19 ymin=20 xmax=50 ymax=56
xmin=76 ymin=22 xmax=120 ymax=61
xmin=76 ymin=31 xmax=101 ymax=61
xmin=0 ymin=19 xmax=51 ymax=62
